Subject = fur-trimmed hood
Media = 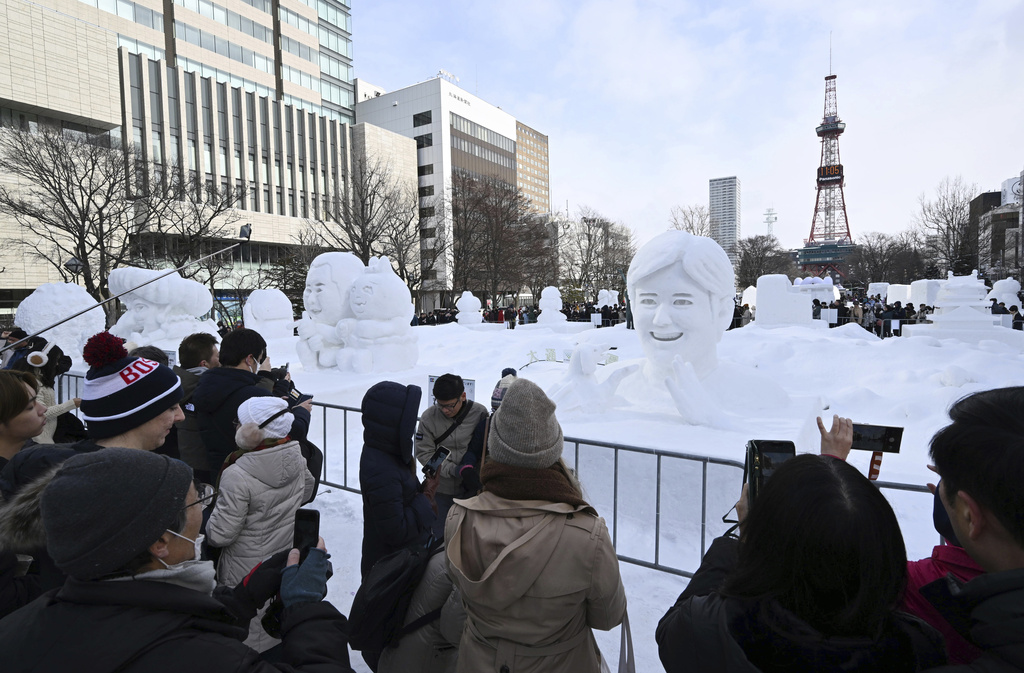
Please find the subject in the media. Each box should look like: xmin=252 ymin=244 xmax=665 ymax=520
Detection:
xmin=0 ymin=464 xmax=60 ymax=553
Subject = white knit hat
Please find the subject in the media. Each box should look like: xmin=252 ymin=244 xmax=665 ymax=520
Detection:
xmin=235 ymin=397 xmax=293 ymax=448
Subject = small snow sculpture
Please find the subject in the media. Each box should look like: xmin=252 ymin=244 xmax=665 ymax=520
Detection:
xmin=537 ymin=287 xmax=566 ymax=323
xmin=986 ymin=278 xmax=1021 ymax=310
xmin=755 ymin=274 xmax=814 ymax=327
xmin=297 ymin=253 xmax=418 ymax=373
xmin=107 ymin=268 xmax=217 ymax=347
xmin=15 ymin=283 xmax=105 ymax=359
xmin=243 ymin=289 xmax=295 ymax=339
xmin=455 ymin=291 xmax=483 ymax=324
xmin=904 ymin=271 xmax=1024 ymax=349
xmin=597 ymin=289 xmax=619 ymax=309
xmin=548 ymin=342 xmax=637 ymax=412
xmin=296 ymin=252 xmax=364 ymax=370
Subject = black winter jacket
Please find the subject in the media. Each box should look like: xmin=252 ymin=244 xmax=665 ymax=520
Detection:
xmin=358 ymin=381 xmax=433 ymax=580
xmin=192 ymin=367 xmax=309 ymax=471
xmin=657 ymin=537 xmax=947 ymax=673
xmin=0 ymin=576 xmax=354 ymax=673
xmin=921 ymin=568 xmax=1024 ymax=673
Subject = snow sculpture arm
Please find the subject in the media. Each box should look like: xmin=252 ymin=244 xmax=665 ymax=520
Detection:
xmin=665 ymin=357 xmax=733 ymax=429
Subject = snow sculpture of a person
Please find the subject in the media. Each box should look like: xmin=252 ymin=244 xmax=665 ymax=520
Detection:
xmin=108 ymin=268 xmax=217 ymax=346
xmin=296 ymin=252 xmax=364 ymax=370
xmin=455 ymin=291 xmax=483 ymax=324
xmin=537 ymin=286 xmax=566 ymax=323
xmin=622 ymin=230 xmax=741 ymax=426
xmin=243 ymin=289 xmax=295 ymax=340
xmin=16 ymin=283 xmax=105 ymax=360
xmin=986 ymin=277 xmax=1021 ymax=311
xmin=333 ymin=256 xmax=418 ymax=373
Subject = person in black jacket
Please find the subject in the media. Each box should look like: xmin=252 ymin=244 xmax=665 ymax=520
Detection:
xmin=0 ymin=447 xmax=353 ymax=673
xmin=921 ymin=386 xmax=1024 ymax=673
xmin=657 ymin=453 xmax=946 ymax=673
xmin=358 ymin=380 xmax=436 ymax=581
xmin=192 ymin=328 xmax=311 ymax=475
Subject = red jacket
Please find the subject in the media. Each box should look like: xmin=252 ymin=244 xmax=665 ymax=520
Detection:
xmin=902 ymin=544 xmax=985 ymax=664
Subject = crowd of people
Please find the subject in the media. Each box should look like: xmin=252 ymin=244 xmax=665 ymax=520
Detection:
xmin=0 ymin=319 xmax=1022 ymax=673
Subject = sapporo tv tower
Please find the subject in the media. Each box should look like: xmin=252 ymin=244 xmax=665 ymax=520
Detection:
xmin=798 ymin=73 xmax=856 ymax=278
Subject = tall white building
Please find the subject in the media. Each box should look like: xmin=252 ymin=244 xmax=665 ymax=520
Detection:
xmin=709 ymin=176 xmax=741 ymax=265
xmin=355 ymin=77 xmax=550 ymax=311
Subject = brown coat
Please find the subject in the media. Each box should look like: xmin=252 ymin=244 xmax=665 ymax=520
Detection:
xmin=445 ymin=491 xmax=626 ymax=673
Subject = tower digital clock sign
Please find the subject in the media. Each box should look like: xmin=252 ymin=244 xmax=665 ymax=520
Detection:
xmin=817 ymin=164 xmax=844 ymax=181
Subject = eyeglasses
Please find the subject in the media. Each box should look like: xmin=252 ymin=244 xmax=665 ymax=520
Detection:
xmin=436 ymin=399 xmax=460 ymax=411
xmin=182 ymin=483 xmax=219 ymax=511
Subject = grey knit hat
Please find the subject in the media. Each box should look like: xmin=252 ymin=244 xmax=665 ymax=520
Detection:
xmin=41 ymin=448 xmax=193 ymax=580
xmin=487 ymin=378 xmax=563 ymax=469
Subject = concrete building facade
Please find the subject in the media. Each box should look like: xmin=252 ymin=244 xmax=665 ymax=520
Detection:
xmin=709 ymin=175 xmax=740 ymax=265
xmin=355 ymin=77 xmax=551 ymax=310
xmin=0 ymin=0 xmax=419 ymax=320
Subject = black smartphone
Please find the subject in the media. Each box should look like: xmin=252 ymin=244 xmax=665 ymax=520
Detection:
xmin=422 ymin=446 xmax=451 ymax=478
xmin=851 ymin=424 xmax=903 ymax=453
xmin=288 ymin=387 xmax=313 ymax=406
xmin=293 ymin=508 xmax=320 ymax=564
xmin=745 ymin=440 xmax=796 ymax=502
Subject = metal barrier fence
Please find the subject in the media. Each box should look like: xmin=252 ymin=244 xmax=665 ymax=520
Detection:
xmin=56 ymin=373 xmax=932 ymax=579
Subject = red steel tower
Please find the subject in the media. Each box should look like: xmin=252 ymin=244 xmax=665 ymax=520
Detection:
xmin=801 ymin=74 xmax=854 ymax=277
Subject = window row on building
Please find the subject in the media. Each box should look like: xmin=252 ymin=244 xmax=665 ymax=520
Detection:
xmin=173 ymin=0 xmax=273 ymax=43
xmin=450 ymin=113 xmax=515 ymax=154
xmin=123 ymin=49 xmax=352 ymax=221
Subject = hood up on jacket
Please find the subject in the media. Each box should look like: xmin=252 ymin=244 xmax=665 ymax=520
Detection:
xmin=446 ymin=495 xmax=597 ymax=613
xmin=0 ymin=464 xmax=60 ymax=554
xmin=361 ymin=381 xmax=422 ymax=463
xmin=232 ymin=440 xmax=307 ymax=489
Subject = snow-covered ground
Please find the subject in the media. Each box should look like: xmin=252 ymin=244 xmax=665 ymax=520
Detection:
xmin=264 ymin=319 xmax=1024 ymax=673
xmin=59 ymin=319 xmax=1022 ymax=671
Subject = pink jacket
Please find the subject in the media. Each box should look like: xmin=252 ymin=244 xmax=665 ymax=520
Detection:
xmin=902 ymin=544 xmax=985 ymax=664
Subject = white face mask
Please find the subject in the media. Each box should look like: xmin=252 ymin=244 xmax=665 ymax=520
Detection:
xmin=159 ymin=530 xmax=204 ymax=568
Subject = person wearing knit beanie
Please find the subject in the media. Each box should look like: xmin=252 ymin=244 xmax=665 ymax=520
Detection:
xmin=41 ymin=448 xmax=194 ymax=580
xmin=490 ymin=368 xmax=517 ymax=412
xmin=78 ymin=332 xmax=184 ymax=450
xmin=234 ymin=397 xmax=294 ymax=450
xmin=487 ymin=377 xmax=564 ymax=469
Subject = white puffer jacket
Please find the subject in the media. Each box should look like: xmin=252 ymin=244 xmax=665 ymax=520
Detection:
xmin=206 ymin=440 xmax=315 ymax=586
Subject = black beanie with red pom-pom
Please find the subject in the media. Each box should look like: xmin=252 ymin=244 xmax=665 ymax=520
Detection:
xmin=79 ymin=332 xmax=182 ymax=439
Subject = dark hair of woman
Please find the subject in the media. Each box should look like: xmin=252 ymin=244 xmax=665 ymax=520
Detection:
xmin=723 ymin=454 xmax=907 ymax=637
xmin=0 ymin=370 xmax=39 ymax=424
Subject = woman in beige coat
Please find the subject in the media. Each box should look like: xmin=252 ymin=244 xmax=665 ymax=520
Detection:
xmin=206 ymin=396 xmax=315 ymax=651
xmin=445 ymin=378 xmax=626 ymax=673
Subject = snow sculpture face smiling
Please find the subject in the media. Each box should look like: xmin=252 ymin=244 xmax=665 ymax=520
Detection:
xmin=303 ymin=263 xmax=348 ymax=326
xmin=628 ymin=230 xmax=734 ymax=380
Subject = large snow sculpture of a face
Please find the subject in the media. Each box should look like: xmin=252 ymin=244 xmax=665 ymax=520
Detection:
xmin=627 ymin=231 xmax=734 ymax=379
xmin=303 ymin=252 xmax=363 ymax=325
xmin=107 ymin=267 xmax=215 ymax=345
xmin=349 ymin=257 xmax=413 ymax=321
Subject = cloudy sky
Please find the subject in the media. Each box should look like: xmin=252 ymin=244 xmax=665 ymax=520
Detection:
xmin=351 ymin=0 xmax=1023 ymax=249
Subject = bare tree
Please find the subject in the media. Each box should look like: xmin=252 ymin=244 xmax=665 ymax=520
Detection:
xmin=843 ymin=231 xmax=925 ymax=286
xmin=915 ymin=176 xmax=982 ymax=276
xmin=735 ymin=235 xmax=796 ymax=289
xmin=560 ymin=206 xmax=634 ymax=302
xmin=669 ymin=204 xmax=712 ymax=237
xmin=448 ymin=172 xmax=539 ymax=304
xmin=0 ymin=127 xmax=148 ymax=325
xmin=256 ymin=225 xmax=332 ymax=316
xmin=315 ymin=156 xmax=414 ymax=265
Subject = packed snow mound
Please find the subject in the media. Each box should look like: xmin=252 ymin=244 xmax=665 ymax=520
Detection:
xmin=15 ymin=283 xmax=105 ymax=360
xmin=243 ymin=289 xmax=294 ymax=339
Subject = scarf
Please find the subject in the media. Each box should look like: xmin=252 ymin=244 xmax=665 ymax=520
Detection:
xmin=480 ymin=460 xmax=590 ymax=509
xmin=108 ymin=559 xmax=217 ymax=595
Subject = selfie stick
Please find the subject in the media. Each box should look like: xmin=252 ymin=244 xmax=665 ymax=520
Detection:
xmin=0 ymin=242 xmax=242 ymax=355
xmin=868 ymin=451 xmax=883 ymax=481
